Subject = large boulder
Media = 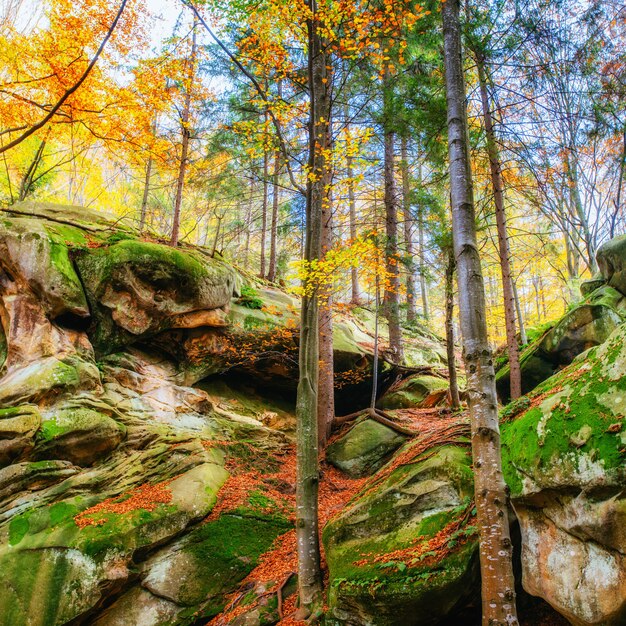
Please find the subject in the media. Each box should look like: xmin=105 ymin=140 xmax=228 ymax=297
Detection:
xmin=0 ymin=405 xmax=41 ymax=467
xmin=501 ymin=323 xmax=626 ymax=626
xmin=34 ymin=406 xmax=126 ymax=466
xmin=497 ymin=285 xmax=625 ymax=401
xmin=0 ymin=460 xmax=229 ymax=626
xmin=0 ymin=216 xmax=89 ymax=319
xmin=377 ymin=374 xmax=448 ymax=410
xmin=75 ymin=239 xmax=238 ymax=354
xmin=597 ymin=234 xmax=626 ymax=297
xmin=326 ymin=419 xmax=406 ymax=477
xmin=324 ymin=439 xmax=479 ymax=625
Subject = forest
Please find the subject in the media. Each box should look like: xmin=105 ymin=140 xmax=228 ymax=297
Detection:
xmin=0 ymin=1 xmax=624 ymax=625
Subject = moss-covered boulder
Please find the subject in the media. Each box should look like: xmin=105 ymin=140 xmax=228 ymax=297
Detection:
xmin=496 ymin=285 xmax=625 ymax=402
xmin=597 ymin=233 xmax=626 ymax=297
xmin=0 ymin=356 xmax=100 ymax=408
xmin=139 ymin=512 xmax=290 ymax=617
xmin=326 ymin=419 xmax=406 ymax=477
xmin=34 ymin=406 xmax=126 ymax=466
xmin=0 ymin=216 xmax=89 ymax=319
xmin=0 ymin=405 xmax=41 ymax=466
xmin=377 ymin=375 xmax=448 ymax=410
xmin=501 ymin=323 xmax=626 ymax=626
xmin=75 ymin=239 xmax=237 ymax=354
xmin=0 ymin=461 xmax=228 ymax=626
xmin=324 ymin=441 xmax=478 ymax=625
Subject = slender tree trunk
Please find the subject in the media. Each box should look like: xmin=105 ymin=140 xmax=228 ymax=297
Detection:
xmin=260 ymin=132 xmax=269 ymax=278
xmin=418 ymin=203 xmax=430 ymax=320
xmin=445 ymin=247 xmax=461 ymax=410
xmin=211 ymin=212 xmax=224 ymax=257
xmin=383 ymin=64 xmax=404 ymax=364
xmin=139 ymin=156 xmax=152 ymax=231
xmin=170 ymin=21 xmax=198 ymax=246
xmin=267 ymin=150 xmax=280 ymax=282
xmin=243 ymin=175 xmax=254 ymax=270
xmin=475 ymin=51 xmax=521 ymax=400
xmin=346 ymin=150 xmax=360 ymax=304
xmin=18 ymin=138 xmax=46 ymax=202
xmin=442 ymin=2 xmax=519 ymax=624
xmin=140 ymin=117 xmax=157 ymax=232
xmin=296 ymin=1 xmax=328 ymax=612
xmin=318 ymin=184 xmax=335 ymax=446
xmin=401 ymin=136 xmax=417 ymax=323
xmin=612 ymin=128 xmax=626 ymax=238
xmin=512 ymin=278 xmax=527 ymax=345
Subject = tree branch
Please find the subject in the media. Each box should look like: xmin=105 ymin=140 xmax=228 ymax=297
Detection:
xmin=0 ymin=0 xmax=129 ymax=154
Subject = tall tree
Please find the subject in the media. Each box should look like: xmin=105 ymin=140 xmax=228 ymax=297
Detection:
xmin=295 ymin=0 xmax=330 ymax=613
xmin=170 ymin=18 xmax=199 ymax=246
xmin=382 ymin=63 xmax=404 ymax=363
xmin=400 ymin=136 xmax=417 ymax=323
xmin=442 ymin=0 xmax=519 ymax=623
xmin=468 ymin=35 xmax=522 ymax=399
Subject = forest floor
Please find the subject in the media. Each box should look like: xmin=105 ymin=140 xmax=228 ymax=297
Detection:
xmin=205 ymin=409 xmax=569 ymax=626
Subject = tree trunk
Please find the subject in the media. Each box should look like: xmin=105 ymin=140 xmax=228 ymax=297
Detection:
xmin=418 ymin=203 xmax=430 ymax=320
xmin=243 ymin=175 xmax=254 ymax=270
xmin=383 ymin=64 xmax=404 ymax=364
xmin=318 ymin=184 xmax=335 ymax=446
xmin=295 ymin=0 xmax=328 ymax=612
xmin=442 ymin=1 xmax=519 ymax=624
xmin=139 ymin=155 xmax=152 ymax=232
xmin=260 ymin=131 xmax=269 ymax=278
xmin=267 ymin=150 xmax=280 ymax=282
xmin=18 ymin=138 xmax=46 ymax=202
xmin=512 ymin=278 xmax=527 ymax=345
xmin=401 ymin=136 xmax=417 ymax=323
xmin=347 ymin=150 xmax=360 ymax=304
xmin=170 ymin=21 xmax=198 ymax=246
xmin=475 ymin=51 xmax=521 ymax=400
xmin=445 ymin=247 xmax=461 ymax=410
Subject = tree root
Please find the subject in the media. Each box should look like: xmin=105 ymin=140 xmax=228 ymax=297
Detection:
xmin=276 ymin=572 xmax=295 ymax=620
xmin=332 ymin=407 xmax=418 ymax=437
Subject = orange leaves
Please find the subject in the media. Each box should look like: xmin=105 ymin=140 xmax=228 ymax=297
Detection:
xmin=73 ymin=479 xmax=173 ymax=528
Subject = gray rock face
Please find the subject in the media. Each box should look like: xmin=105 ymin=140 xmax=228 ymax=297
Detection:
xmin=502 ymin=323 xmax=626 ymax=626
xmin=496 ymin=285 xmax=625 ymax=401
xmin=324 ymin=443 xmax=478 ymax=626
xmin=326 ymin=419 xmax=406 ymax=477
xmin=597 ymin=234 xmax=626 ymax=297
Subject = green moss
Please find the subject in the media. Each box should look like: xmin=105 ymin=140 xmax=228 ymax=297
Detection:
xmin=501 ymin=328 xmax=626 ymax=496
xmin=171 ymin=511 xmax=291 ymax=608
xmin=236 ymin=284 xmax=264 ymax=309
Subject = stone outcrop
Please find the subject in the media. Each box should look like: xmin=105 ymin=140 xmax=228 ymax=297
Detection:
xmin=324 ymin=437 xmax=478 ymax=626
xmin=501 ymin=323 xmax=626 ymax=626
xmin=496 ymin=283 xmax=626 ymax=401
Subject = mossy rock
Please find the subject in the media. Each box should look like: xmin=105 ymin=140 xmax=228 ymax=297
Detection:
xmin=0 ymin=405 xmax=41 ymax=467
xmin=141 ymin=511 xmax=290 ymax=612
xmin=501 ymin=323 xmax=626 ymax=626
xmin=34 ymin=407 xmax=126 ymax=466
xmin=377 ymin=375 xmax=448 ymax=410
xmin=0 ymin=216 xmax=89 ymax=319
xmin=501 ymin=322 xmax=626 ymax=497
xmin=75 ymin=239 xmax=237 ymax=354
xmin=326 ymin=419 xmax=406 ymax=478
xmin=580 ymin=273 xmax=605 ymax=297
xmin=323 ymin=444 xmax=478 ymax=625
xmin=0 ymin=462 xmax=228 ymax=625
xmin=497 ymin=286 xmax=625 ymax=402
xmin=0 ymin=356 xmax=100 ymax=409
xmin=7 ymin=200 xmax=137 ymax=233
xmin=91 ymin=587 xmax=182 ymax=626
xmin=597 ymin=233 xmax=626 ymax=297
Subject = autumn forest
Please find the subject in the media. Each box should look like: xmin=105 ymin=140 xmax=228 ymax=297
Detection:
xmin=0 ymin=1 xmax=624 ymax=625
